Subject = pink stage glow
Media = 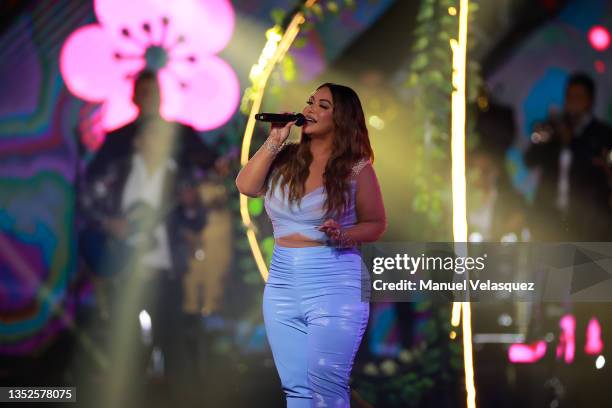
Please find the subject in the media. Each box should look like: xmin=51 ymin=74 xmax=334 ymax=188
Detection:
xmin=508 ymin=341 xmax=547 ymax=363
xmin=60 ymin=0 xmax=239 ymax=131
xmin=588 ymin=25 xmax=611 ymax=51
xmin=509 ymin=314 xmax=605 ymax=365
xmin=556 ymin=314 xmax=575 ymax=364
xmin=585 ymin=317 xmax=603 ymax=355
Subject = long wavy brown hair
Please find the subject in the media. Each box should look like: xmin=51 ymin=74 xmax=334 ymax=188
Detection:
xmin=267 ymin=83 xmax=374 ymax=217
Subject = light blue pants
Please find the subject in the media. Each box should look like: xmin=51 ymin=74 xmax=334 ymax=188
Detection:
xmin=263 ymin=245 xmax=370 ymax=408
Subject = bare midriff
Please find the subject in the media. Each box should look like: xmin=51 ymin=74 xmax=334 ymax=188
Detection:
xmin=275 ymin=233 xmax=325 ymax=248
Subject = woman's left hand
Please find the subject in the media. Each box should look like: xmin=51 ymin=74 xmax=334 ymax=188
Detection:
xmin=318 ymin=218 xmax=342 ymax=240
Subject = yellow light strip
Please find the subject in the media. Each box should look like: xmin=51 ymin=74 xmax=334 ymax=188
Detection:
xmin=450 ymin=0 xmax=476 ymax=407
xmin=451 ymin=301 xmax=462 ymax=326
xmin=240 ymin=5 xmax=315 ymax=281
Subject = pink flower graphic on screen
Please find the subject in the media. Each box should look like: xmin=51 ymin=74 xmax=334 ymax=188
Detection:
xmin=60 ymin=0 xmax=239 ymax=131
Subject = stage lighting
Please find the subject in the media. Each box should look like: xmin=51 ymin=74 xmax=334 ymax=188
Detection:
xmin=588 ymin=25 xmax=610 ymax=51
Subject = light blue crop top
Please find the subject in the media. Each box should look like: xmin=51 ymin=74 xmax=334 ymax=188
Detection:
xmin=264 ymin=159 xmax=369 ymax=242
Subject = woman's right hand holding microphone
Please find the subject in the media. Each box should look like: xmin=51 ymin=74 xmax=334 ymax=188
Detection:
xmin=263 ymin=112 xmax=296 ymax=156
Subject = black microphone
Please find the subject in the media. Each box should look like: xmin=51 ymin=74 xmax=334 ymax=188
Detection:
xmin=255 ymin=113 xmax=306 ymax=127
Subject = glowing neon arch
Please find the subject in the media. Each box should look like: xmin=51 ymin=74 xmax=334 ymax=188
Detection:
xmin=239 ymin=0 xmax=318 ymax=282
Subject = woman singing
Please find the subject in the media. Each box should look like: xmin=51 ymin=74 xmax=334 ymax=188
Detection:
xmin=236 ymin=83 xmax=386 ymax=407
